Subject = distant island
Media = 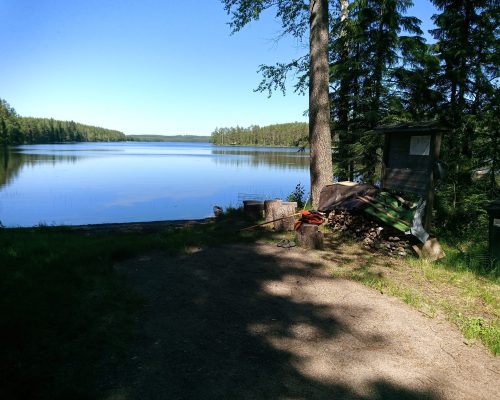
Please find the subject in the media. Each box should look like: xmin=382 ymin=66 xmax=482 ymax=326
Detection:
xmin=126 ymin=134 xmax=210 ymax=142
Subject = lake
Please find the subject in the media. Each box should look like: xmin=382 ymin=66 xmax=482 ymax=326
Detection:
xmin=0 ymin=142 xmax=310 ymax=227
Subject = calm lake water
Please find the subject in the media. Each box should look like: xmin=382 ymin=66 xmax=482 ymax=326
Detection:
xmin=0 ymin=142 xmax=310 ymax=227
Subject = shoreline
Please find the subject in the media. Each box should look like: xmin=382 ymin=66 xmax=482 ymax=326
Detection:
xmin=4 ymin=218 xmax=214 ymax=233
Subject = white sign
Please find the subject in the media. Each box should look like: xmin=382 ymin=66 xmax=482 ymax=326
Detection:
xmin=409 ymin=135 xmax=431 ymax=156
xmin=494 ymin=218 xmax=500 ymax=227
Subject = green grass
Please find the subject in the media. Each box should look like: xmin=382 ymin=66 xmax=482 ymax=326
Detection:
xmin=457 ymin=316 xmax=500 ymax=354
xmin=326 ymin=235 xmax=500 ymax=355
xmin=0 ymin=211 xmax=265 ymax=399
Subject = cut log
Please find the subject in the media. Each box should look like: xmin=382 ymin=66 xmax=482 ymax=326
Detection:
xmin=273 ymin=201 xmax=297 ymax=231
xmin=297 ymin=223 xmax=324 ymax=250
xmin=264 ymin=199 xmax=282 ymax=223
xmin=243 ymin=200 xmax=264 ymax=220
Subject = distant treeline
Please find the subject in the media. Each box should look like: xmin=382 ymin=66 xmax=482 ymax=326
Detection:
xmin=211 ymin=122 xmax=308 ymax=147
xmin=127 ymin=134 xmax=210 ymax=142
xmin=1 ymin=99 xmax=125 ymax=145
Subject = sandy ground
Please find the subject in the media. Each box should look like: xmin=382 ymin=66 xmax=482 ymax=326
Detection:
xmin=104 ymin=242 xmax=500 ymax=400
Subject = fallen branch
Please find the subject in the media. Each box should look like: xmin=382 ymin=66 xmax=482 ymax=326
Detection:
xmin=240 ymin=212 xmax=301 ymax=231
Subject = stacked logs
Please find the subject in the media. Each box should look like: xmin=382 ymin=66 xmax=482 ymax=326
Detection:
xmin=328 ymin=210 xmax=412 ymax=257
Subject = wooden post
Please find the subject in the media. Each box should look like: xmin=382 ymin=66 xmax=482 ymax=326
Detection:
xmin=381 ymin=132 xmax=390 ymax=189
xmin=264 ymin=199 xmax=282 ymax=223
xmin=273 ymin=202 xmax=297 ymax=231
xmin=424 ymin=132 xmax=442 ymax=231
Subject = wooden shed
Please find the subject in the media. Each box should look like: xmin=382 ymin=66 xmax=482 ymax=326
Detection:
xmin=374 ymin=122 xmax=445 ymax=230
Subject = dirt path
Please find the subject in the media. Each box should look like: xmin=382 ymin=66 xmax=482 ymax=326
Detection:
xmin=105 ymin=242 xmax=500 ymax=400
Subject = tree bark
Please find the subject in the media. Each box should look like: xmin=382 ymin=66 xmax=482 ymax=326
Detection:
xmin=309 ymin=0 xmax=333 ymax=208
xmin=337 ymin=0 xmax=351 ymax=182
xmin=297 ymin=223 xmax=324 ymax=249
xmin=264 ymin=199 xmax=282 ymax=223
xmin=272 ymin=201 xmax=297 ymax=231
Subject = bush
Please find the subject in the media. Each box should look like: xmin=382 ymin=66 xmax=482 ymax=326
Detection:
xmin=287 ymin=183 xmax=306 ymax=208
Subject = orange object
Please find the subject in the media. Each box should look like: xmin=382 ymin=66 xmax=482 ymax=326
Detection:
xmin=294 ymin=210 xmax=325 ymax=231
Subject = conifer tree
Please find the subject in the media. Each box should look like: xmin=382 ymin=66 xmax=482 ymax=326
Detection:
xmin=222 ymin=0 xmax=333 ymax=206
xmin=429 ymin=0 xmax=499 ymax=230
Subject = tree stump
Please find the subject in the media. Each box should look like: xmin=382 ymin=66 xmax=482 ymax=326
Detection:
xmin=243 ymin=200 xmax=264 ymax=220
xmin=272 ymin=201 xmax=297 ymax=231
xmin=297 ymin=223 xmax=324 ymax=250
xmin=264 ymin=199 xmax=282 ymax=223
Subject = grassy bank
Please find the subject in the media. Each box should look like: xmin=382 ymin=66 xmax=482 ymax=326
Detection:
xmin=0 ymin=213 xmax=260 ymax=399
xmin=322 ymin=234 xmax=500 ymax=355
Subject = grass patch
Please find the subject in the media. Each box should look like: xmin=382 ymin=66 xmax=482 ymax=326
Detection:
xmin=457 ymin=316 xmax=500 ymax=355
xmin=438 ymin=239 xmax=499 ymax=280
xmin=0 ymin=210 xmax=271 ymax=399
xmin=325 ymin=234 xmax=500 ymax=355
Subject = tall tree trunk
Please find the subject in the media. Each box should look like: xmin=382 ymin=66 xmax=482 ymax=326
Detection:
xmin=309 ymin=0 xmax=333 ymax=207
xmin=490 ymin=127 xmax=499 ymax=198
xmin=337 ymin=0 xmax=351 ymax=181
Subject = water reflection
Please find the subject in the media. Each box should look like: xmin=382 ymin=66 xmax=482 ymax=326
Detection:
xmin=211 ymin=148 xmax=309 ymax=170
xmin=0 ymin=147 xmax=81 ymax=189
xmin=0 ymin=143 xmax=310 ymax=227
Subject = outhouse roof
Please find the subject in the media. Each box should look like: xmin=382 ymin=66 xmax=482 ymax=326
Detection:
xmin=485 ymin=200 xmax=500 ymax=213
xmin=374 ymin=121 xmax=446 ymax=134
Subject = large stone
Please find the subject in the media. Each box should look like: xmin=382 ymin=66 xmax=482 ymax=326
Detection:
xmin=413 ymin=238 xmax=445 ymax=262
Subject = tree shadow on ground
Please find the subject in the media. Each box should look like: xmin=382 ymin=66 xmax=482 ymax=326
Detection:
xmin=104 ymin=242 xmax=440 ymax=400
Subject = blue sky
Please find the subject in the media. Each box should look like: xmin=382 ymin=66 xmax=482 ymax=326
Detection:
xmin=0 ymin=0 xmax=437 ymax=135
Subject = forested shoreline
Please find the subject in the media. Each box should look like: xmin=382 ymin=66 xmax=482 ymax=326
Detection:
xmin=0 ymin=99 xmax=126 ymax=144
xmin=211 ymin=122 xmax=308 ymax=147
xmin=127 ymin=134 xmax=210 ymax=142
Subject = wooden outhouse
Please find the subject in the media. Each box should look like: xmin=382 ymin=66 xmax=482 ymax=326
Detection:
xmin=375 ymin=122 xmax=445 ymax=230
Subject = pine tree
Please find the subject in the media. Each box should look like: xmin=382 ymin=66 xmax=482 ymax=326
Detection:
xmin=330 ymin=0 xmax=423 ymax=182
xmin=222 ymin=0 xmax=332 ymax=206
xmin=430 ymin=0 xmax=499 ymax=231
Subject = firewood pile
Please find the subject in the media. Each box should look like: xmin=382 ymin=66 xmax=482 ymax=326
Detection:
xmin=328 ymin=210 xmax=413 ymax=257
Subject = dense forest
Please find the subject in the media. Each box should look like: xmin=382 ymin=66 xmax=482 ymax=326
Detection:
xmin=211 ymin=122 xmax=309 ymax=147
xmin=0 ymin=99 xmax=126 ymax=144
xmin=127 ymin=134 xmax=210 ymax=142
xmin=224 ymin=0 xmax=499 ymax=238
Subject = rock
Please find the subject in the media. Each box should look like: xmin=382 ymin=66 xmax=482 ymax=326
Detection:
xmin=412 ymin=238 xmax=445 ymax=262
